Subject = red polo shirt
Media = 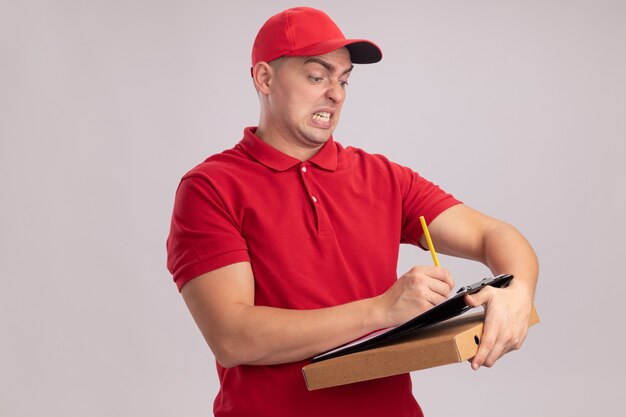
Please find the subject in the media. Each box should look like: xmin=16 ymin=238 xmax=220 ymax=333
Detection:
xmin=167 ymin=127 xmax=461 ymax=417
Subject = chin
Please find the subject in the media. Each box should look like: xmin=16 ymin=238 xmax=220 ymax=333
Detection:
xmin=301 ymin=129 xmax=332 ymax=146
xmin=310 ymin=133 xmax=332 ymax=145
xmin=298 ymin=121 xmax=336 ymax=145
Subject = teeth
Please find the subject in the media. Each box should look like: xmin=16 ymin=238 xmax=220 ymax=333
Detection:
xmin=313 ymin=112 xmax=331 ymax=121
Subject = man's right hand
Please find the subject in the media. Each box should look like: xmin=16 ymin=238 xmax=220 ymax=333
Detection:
xmin=374 ymin=266 xmax=454 ymax=328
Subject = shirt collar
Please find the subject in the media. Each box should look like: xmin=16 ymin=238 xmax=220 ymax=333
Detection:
xmin=239 ymin=127 xmax=338 ymax=172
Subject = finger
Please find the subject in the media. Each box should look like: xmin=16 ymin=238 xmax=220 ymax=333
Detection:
xmin=471 ymin=333 xmax=492 ymax=370
xmin=464 ymin=286 xmax=494 ymax=308
xmin=481 ymin=322 xmax=528 ymax=368
xmin=464 ymin=294 xmax=483 ymax=308
xmin=496 ymin=324 xmax=528 ymax=355
xmin=415 ymin=266 xmax=454 ymax=288
xmin=472 ymin=309 xmax=524 ymax=369
xmin=471 ymin=310 xmax=500 ymax=370
xmin=430 ymin=267 xmax=454 ymax=289
xmin=423 ymin=291 xmax=448 ymax=307
xmin=428 ymin=278 xmax=454 ymax=298
xmin=481 ymin=336 xmax=508 ymax=368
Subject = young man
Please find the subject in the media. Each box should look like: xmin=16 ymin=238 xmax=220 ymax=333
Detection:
xmin=167 ymin=7 xmax=538 ymax=417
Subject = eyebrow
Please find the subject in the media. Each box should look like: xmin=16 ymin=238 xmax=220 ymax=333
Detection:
xmin=304 ymin=57 xmax=354 ymax=76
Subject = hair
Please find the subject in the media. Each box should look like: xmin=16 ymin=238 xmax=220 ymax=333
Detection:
xmin=269 ymin=56 xmax=285 ymax=71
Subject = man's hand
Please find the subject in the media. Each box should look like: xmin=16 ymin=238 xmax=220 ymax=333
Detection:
xmin=375 ymin=266 xmax=455 ymax=327
xmin=422 ymin=204 xmax=538 ymax=370
xmin=464 ymin=282 xmax=533 ymax=370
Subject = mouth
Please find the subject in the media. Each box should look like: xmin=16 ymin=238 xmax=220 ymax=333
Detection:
xmin=312 ymin=111 xmax=332 ymax=124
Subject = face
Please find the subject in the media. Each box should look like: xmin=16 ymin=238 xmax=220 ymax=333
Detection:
xmin=263 ymin=47 xmax=353 ymax=150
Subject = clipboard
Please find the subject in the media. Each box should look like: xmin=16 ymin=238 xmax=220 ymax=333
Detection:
xmin=311 ymin=273 xmax=513 ymax=362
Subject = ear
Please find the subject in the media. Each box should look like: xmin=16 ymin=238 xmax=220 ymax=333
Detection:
xmin=252 ymin=62 xmax=273 ymax=95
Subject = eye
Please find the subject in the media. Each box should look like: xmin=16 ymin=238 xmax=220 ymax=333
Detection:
xmin=340 ymin=80 xmax=349 ymax=88
xmin=309 ymin=75 xmax=324 ymax=83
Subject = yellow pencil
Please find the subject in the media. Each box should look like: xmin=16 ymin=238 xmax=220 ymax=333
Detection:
xmin=419 ymin=216 xmax=440 ymax=267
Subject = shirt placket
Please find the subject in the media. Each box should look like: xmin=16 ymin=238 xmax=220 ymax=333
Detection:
xmin=299 ymin=162 xmax=333 ymax=237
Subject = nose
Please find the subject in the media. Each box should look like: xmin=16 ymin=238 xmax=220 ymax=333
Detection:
xmin=325 ymin=79 xmax=345 ymax=104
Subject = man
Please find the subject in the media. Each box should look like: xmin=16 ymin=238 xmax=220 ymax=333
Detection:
xmin=167 ymin=6 xmax=538 ymax=417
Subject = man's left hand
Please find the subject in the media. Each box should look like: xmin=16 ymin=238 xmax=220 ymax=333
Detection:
xmin=464 ymin=284 xmax=533 ymax=370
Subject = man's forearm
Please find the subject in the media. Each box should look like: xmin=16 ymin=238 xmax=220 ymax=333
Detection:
xmin=482 ymin=221 xmax=538 ymax=301
xmin=182 ymin=263 xmax=455 ymax=368
xmin=182 ymin=263 xmax=391 ymax=368
xmin=214 ymin=299 xmax=383 ymax=367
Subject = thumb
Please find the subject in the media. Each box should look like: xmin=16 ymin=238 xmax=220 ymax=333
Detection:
xmin=464 ymin=290 xmax=490 ymax=308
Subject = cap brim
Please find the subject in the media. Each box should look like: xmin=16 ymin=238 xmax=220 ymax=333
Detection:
xmin=286 ymin=38 xmax=382 ymax=64
xmin=344 ymin=41 xmax=383 ymax=64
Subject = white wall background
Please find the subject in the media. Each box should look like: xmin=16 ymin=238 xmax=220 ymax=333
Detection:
xmin=1 ymin=1 xmax=625 ymax=416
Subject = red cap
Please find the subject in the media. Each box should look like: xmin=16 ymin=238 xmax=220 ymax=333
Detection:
xmin=251 ymin=7 xmax=382 ymax=66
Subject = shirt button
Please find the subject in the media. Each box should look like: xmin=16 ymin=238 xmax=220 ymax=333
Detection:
xmin=311 ymin=195 xmax=317 ymax=203
xmin=301 ymin=166 xmax=307 ymax=173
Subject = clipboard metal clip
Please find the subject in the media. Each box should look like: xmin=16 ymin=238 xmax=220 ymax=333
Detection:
xmin=456 ymin=274 xmax=511 ymax=294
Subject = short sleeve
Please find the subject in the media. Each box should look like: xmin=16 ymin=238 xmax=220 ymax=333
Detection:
xmin=166 ymin=174 xmax=250 ymax=290
xmin=392 ymin=163 xmax=462 ymax=247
